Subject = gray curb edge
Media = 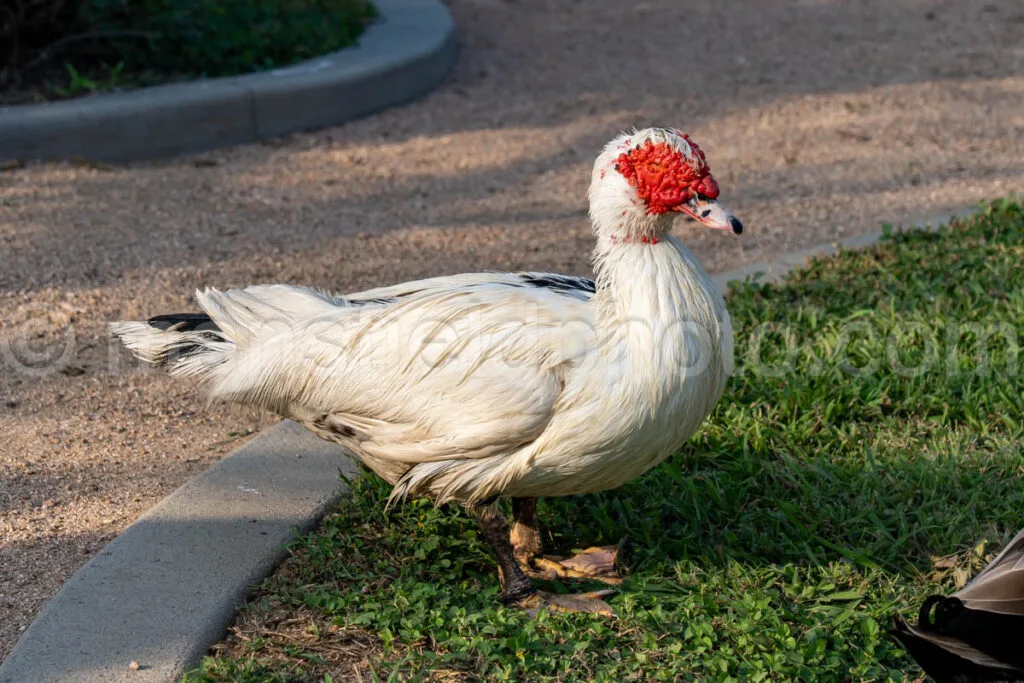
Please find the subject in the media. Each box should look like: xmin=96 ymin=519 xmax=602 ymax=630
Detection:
xmin=0 ymin=421 xmax=362 ymax=683
xmin=0 ymin=0 xmax=456 ymax=163
xmin=0 ymin=206 xmax=981 ymax=682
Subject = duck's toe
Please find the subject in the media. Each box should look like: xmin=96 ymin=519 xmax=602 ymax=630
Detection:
xmin=514 ymin=589 xmax=617 ymax=617
xmin=526 ymin=545 xmax=623 ymax=585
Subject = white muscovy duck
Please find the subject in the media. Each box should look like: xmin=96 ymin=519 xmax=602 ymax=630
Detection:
xmin=111 ymin=127 xmax=742 ymax=614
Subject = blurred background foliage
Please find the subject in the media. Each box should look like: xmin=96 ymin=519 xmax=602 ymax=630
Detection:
xmin=0 ymin=0 xmax=376 ymax=100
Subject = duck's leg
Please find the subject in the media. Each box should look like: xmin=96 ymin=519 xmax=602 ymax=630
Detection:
xmin=510 ymin=497 xmax=622 ymax=585
xmin=476 ymin=505 xmax=615 ymax=615
xmin=510 ymin=497 xmax=543 ymax=565
xmin=476 ymin=505 xmax=535 ymax=604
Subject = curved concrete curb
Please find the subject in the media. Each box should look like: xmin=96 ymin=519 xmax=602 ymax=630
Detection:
xmin=0 ymin=206 xmax=980 ymax=682
xmin=0 ymin=421 xmax=359 ymax=683
xmin=0 ymin=0 xmax=456 ymax=163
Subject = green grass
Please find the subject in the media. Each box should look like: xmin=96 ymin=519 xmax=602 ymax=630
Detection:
xmin=184 ymin=199 xmax=1024 ymax=682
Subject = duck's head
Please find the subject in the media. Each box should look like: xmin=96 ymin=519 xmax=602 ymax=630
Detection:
xmin=588 ymin=128 xmax=742 ymax=244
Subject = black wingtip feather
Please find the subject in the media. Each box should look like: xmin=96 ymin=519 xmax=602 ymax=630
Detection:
xmin=143 ymin=313 xmax=224 ymax=365
xmin=518 ymin=274 xmax=596 ymax=295
xmin=147 ymin=313 xmax=220 ymax=333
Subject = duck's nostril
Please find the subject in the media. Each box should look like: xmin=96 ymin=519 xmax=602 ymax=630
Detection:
xmin=730 ymin=217 xmax=743 ymax=235
xmin=700 ymin=209 xmax=712 ymax=218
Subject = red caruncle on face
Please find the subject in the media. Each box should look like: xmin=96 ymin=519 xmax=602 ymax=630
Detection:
xmin=614 ymin=138 xmax=720 ymax=215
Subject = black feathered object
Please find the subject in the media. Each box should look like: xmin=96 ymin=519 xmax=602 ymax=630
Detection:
xmin=893 ymin=528 xmax=1024 ymax=682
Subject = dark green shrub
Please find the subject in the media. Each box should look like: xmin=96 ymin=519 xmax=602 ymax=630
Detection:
xmin=81 ymin=0 xmax=377 ymax=78
xmin=1 ymin=0 xmax=85 ymax=74
xmin=2 ymin=0 xmax=376 ymax=98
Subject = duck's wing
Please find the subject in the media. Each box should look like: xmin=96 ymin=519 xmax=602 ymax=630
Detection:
xmin=111 ymin=271 xmax=599 ymax=502
xmin=194 ymin=275 xmax=594 ymax=472
xmin=124 ymin=272 xmax=594 ymax=361
xmin=346 ymin=271 xmax=596 ymax=303
xmin=893 ymin=529 xmax=1024 ymax=682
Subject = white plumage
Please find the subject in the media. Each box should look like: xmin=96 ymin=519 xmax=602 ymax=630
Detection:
xmin=112 ymin=128 xmax=742 ymax=609
xmin=113 ymin=128 xmax=738 ymax=506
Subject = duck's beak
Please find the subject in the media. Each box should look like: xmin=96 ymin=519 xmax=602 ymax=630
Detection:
xmin=673 ymin=197 xmax=743 ymax=235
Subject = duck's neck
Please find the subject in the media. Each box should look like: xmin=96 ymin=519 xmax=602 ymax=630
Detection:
xmin=591 ymin=218 xmax=721 ymax=329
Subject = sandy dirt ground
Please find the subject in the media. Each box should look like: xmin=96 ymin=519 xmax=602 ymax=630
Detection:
xmin=1 ymin=0 xmax=1023 ymax=661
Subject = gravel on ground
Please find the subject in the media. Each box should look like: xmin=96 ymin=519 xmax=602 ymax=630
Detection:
xmin=1 ymin=0 xmax=1022 ymax=661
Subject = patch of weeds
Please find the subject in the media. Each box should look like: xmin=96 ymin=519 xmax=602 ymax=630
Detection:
xmin=50 ymin=60 xmax=124 ymax=97
xmin=185 ymin=198 xmax=1024 ymax=681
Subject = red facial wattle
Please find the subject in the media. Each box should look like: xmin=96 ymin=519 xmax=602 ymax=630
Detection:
xmin=614 ymin=138 xmax=719 ymax=215
xmin=695 ymin=174 xmax=719 ymax=200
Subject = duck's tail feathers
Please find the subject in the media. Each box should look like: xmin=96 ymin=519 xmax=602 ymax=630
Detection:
xmin=109 ymin=311 xmax=233 ymax=381
xmin=111 ymin=285 xmax=347 ymax=410
xmin=108 ymin=286 xmax=295 ymax=383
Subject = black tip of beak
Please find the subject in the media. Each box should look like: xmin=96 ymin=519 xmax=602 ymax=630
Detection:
xmin=730 ymin=217 xmax=743 ymax=235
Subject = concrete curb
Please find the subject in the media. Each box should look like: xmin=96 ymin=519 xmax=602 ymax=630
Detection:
xmin=0 ymin=0 xmax=456 ymax=163
xmin=0 ymin=206 xmax=980 ymax=681
xmin=0 ymin=421 xmax=359 ymax=683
